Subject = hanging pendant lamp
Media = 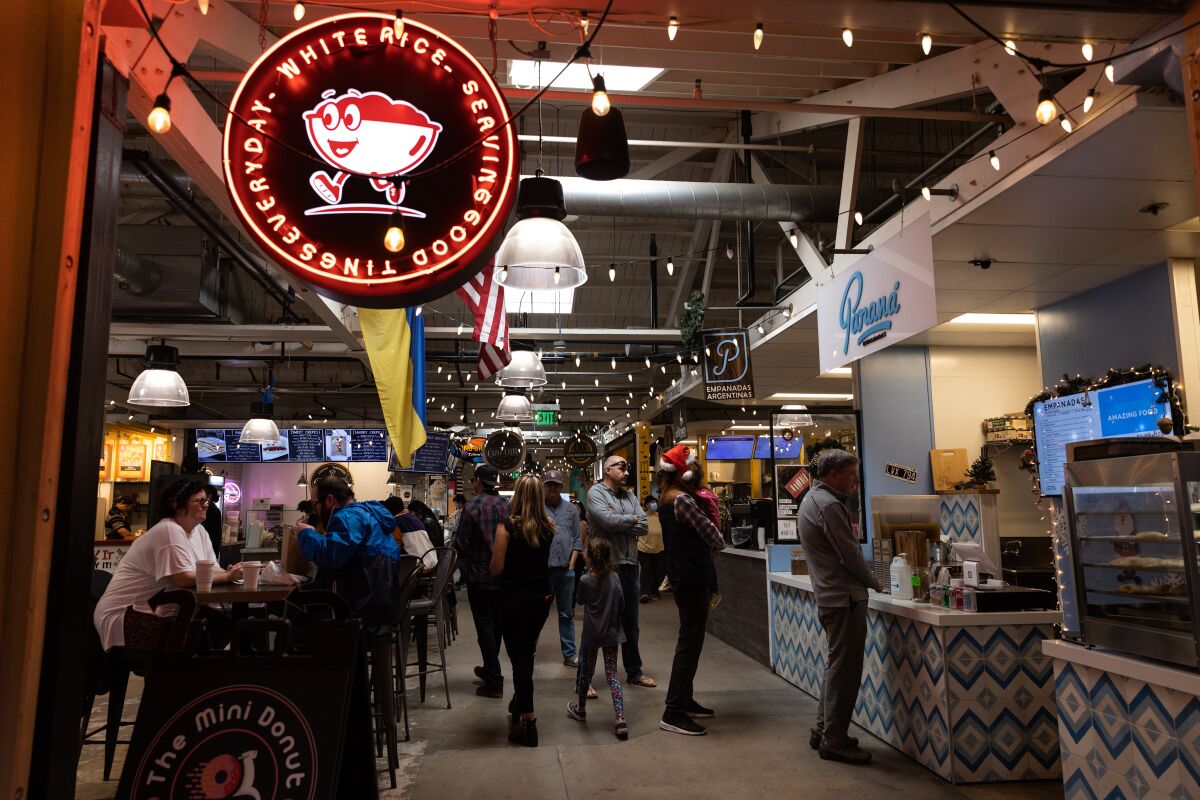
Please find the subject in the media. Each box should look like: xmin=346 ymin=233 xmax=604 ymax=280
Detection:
xmin=240 ymin=388 xmax=281 ymax=445
xmin=575 ymin=76 xmax=630 ymax=181
xmin=496 ymin=391 xmax=534 ymax=422
xmin=127 ymin=344 xmax=190 ymax=407
xmin=495 ymin=176 xmax=586 ymax=291
xmin=496 ymin=351 xmax=547 ymax=389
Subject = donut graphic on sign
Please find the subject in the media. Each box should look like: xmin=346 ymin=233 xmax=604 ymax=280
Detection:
xmin=303 ymin=89 xmax=442 ymax=216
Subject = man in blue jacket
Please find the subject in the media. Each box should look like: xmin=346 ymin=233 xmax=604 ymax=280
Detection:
xmin=296 ymin=477 xmax=402 ymax=634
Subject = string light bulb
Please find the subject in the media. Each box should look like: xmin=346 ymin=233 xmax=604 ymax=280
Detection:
xmin=1081 ymin=42 xmax=1094 ymax=61
xmin=575 ymin=355 xmax=581 ymax=367
xmin=414 ymin=305 xmax=423 ymax=317
xmin=756 ymin=322 xmax=765 ymax=335
xmin=1104 ymin=61 xmax=1115 ymax=82
xmin=293 ymin=1 xmax=305 ymax=21
xmin=921 ymin=33 xmax=932 ymax=55
xmin=1083 ymin=88 xmax=1096 ymax=113
xmin=989 ymin=150 xmax=1000 ymax=170
xmin=608 ymin=263 xmax=616 ymax=282
xmin=842 ymin=28 xmax=853 ymax=47
xmin=1059 ymin=114 xmax=1073 ymax=133
xmin=921 ymin=185 xmax=932 ymax=201
xmin=383 ymin=210 xmax=405 ymax=252
xmin=754 ymin=23 xmax=764 ymax=50
xmin=668 ymin=16 xmax=679 ymax=41
xmin=789 ymin=229 xmax=799 ymax=248
xmin=853 ymin=210 xmax=863 ymax=226
xmin=1035 ymin=87 xmax=1057 ymax=125
xmin=666 ymin=257 xmax=674 ymax=276
xmin=147 ymin=94 xmax=172 ymax=134
xmin=645 ymin=356 xmax=651 ymax=368
xmin=1004 ymin=39 xmax=1017 ymax=56
xmin=590 ymin=75 xmax=611 ymax=117
xmin=394 ymin=9 xmax=404 ymax=39
xmin=197 ymin=0 xmax=209 ymax=14
xmin=611 ymin=357 xmax=617 ymax=370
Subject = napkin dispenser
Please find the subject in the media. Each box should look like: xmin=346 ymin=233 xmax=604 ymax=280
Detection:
xmin=964 ymin=560 xmax=983 ymax=588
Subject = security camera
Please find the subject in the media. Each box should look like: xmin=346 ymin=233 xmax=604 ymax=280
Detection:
xmin=969 ymin=258 xmax=994 ymax=270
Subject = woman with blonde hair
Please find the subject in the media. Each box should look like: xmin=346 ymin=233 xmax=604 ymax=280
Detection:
xmin=490 ymin=473 xmax=557 ymax=746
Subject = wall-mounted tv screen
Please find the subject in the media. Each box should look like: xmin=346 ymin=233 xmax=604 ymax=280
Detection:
xmin=704 ymin=435 xmax=755 ymax=460
xmin=754 ymin=435 xmax=803 ymax=460
xmin=1033 ymin=378 xmax=1167 ymax=496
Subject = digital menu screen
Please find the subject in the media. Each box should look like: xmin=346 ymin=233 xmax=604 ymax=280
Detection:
xmin=351 ymin=429 xmax=389 ymax=462
xmin=196 ymin=429 xmax=229 ymax=462
xmin=324 ymin=428 xmax=351 ymax=461
xmin=1034 ymin=378 xmax=1166 ymax=496
xmin=287 ymin=429 xmax=325 ymax=461
xmin=704 ymin=435 xmax=755 ymax=460
xmin=224 ymin=430 xmax=262 ymax=463
xmin=753 ymin=435 xmax=803 ymax=460
xmin=260 ymin=430 xmax=290 ymax=462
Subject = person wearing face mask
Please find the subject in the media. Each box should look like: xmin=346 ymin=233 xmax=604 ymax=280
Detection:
xmin=295 ymin=477 xmax=402 ymax=635
xmin=586 ymin=456 xmax=655 ymax=688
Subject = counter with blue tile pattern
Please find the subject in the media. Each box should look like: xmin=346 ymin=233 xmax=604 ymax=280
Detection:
xmin=769 ymin=572 xmax=1062 ymax=783
xmin=1044 ymin=640 xmax=1200 ymax=800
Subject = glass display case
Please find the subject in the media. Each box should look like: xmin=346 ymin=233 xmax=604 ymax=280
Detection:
xmin=1064 ymin=452 xmax=1200 ymax=669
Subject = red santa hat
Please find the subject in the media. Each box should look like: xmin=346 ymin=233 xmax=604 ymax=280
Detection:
xmin=659 ymin=444 xmax=696 ymax=483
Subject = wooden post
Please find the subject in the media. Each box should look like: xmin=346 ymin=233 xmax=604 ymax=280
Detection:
xmin=0 ymin=1 xmax=99 ymax=797
xmin=1183 ymin=3 xmax=1200 ymax=215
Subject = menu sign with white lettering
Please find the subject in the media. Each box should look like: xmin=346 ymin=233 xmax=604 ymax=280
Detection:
xmin=224 ymin=430 xmax=262 ymax=463
xmin=287 ymin=429 xmax=325 ymax=462
xmin=350 ymin=429 xmax=389 ymax=462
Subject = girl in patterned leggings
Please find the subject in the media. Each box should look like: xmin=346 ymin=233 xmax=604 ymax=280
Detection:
xmin=568 ymin=538 xmax=628 ymax=739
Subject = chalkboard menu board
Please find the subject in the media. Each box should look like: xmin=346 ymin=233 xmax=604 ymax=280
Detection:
xmin=400 ymin=432 xmax=450 ymax=473
xmin=351 ymin=429 xmax=389 ymax=462
xmin=287 ymin=429 xmax=325 ymax=461
xmin=225 ymin=430 xmax=262 ymax=463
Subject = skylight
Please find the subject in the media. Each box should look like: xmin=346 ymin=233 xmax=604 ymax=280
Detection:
xmin=508 ymin=61 xmax=664 ymax=92
xmin=504 ymin=288 xmax=575 ymax=315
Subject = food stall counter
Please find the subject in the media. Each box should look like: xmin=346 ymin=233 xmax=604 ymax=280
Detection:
xmin=769 ymin=570 xmax=1062 ymax=783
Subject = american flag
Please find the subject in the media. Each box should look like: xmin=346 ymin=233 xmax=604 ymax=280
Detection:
xmin=455 ymin=265 xmax=512 ymax=380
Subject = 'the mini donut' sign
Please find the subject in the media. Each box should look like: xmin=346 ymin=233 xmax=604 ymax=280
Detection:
xmin=223 ymin=13 xmax=519 ymax=307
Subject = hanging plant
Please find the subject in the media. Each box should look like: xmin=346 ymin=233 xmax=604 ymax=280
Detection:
xmin=680 ymin=290 xmax=705 ymax=351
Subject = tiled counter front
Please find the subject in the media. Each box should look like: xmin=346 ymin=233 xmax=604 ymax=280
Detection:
xmin=1045 ymin=640 xmax=1200 ymax=800
xmin=769 ymin=573 xmax=1061 ymax=783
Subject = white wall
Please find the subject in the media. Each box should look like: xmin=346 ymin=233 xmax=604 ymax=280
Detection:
xmin=239 ymin=461 xmax=393 ymax=514
xmin=928 ymin=346 xmax=1046 ymax=536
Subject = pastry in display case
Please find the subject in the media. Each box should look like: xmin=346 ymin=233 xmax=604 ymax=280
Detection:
xmin=1064 ymin=451 xmax=1200 ymax=669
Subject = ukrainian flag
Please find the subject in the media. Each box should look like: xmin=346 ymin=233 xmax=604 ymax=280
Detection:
xmin=358 ymin=307 xmax=427 ymax=468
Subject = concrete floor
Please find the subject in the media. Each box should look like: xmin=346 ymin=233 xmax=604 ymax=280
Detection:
xmin=76 ymin=591 xmax=1065 ymax=799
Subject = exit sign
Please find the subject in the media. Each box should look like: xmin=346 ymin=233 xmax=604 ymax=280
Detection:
xmin=535 ymin=410 xmax=556 ymax=426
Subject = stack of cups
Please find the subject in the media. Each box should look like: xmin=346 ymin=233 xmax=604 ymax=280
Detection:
xmin=195 ymin=559 xmax=216 ymax=592
xmin=243 ymin=561 xmax=263 ymax=590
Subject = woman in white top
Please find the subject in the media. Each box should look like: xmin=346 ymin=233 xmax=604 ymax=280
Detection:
xmin=94 ymin=478 xmax=242 ymax=651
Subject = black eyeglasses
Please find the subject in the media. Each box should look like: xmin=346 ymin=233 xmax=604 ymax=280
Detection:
xmin=607 ymin=462 xmax=628 ymax=471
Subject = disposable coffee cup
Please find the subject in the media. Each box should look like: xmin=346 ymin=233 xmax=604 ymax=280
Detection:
xmin=243 ymin=561 xmax=263 ymax=590
xmin=195 ymin=560 xmax=216 ymax=592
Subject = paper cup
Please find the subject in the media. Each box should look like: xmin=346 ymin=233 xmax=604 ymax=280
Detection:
xmin=195 ymin=559 xmax=216 ymax=592
xmin=243 ymin=561 xmax=263 ymax=590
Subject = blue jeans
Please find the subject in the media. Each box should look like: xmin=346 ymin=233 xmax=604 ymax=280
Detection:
xmin=548 ymin=566 xmax=577 ymax=660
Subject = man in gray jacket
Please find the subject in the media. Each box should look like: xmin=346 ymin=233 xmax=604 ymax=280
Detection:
xmin=798 ymin=449 xmax=881 ymax=764
xmin=586 ymin=455 xmax=656 ymax=687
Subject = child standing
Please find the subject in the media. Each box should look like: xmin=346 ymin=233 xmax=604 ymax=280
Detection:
xmin=568 ymin=537 xmax=628 ymax=739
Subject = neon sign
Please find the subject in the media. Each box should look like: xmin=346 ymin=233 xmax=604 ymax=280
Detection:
xmin=222 ymin=13 xmax=518 ymax=307
xmin=223 ymin=480 xmax=242 ymax=506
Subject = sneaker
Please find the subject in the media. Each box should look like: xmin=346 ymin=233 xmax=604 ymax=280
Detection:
xmin=563 ymin=656 xmax=579 ymax=668
xmin=660 ymin=712 xmax=706 ymax=736
xmin=567 ymin=701 xmax=587 ymax=721
xmin=809 ymin=728 xmax=858 ymax=750
xmin=682 ymin=700 xmax=714 ymax=718
xmin=819 ymin=743 xmax=871 ymax=764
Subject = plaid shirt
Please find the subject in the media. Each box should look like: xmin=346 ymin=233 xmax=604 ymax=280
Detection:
xmin=673 ymin=493 xmax=726 ymax=552
xmin=454 ymin=492 xmax=508 ymax=589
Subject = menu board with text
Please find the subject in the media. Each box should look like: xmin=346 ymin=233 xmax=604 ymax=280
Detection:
xmin=325 ymin=429 xmax=351 ymax=461
xmin=397 ymin=432 xmax=451 ymax=473
xmin=1034 ymin=378 xmax=1166 ymax=496
xmin=350 ymin=429 xmax=389 ymax=462
xmin=287 ymin=429 xmax=325 ymax=461
xmin=117 ymin=443 xmax=147 ymax=480
xmin=225 ymin=430 xmax=262 ymax=463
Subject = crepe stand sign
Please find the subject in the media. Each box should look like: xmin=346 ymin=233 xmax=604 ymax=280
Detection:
xmin=222 ymin=13 xmax=519 ymax=308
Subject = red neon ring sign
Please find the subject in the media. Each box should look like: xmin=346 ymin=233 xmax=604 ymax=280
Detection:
xmin=222 ymin=13 xmax=518 ymax=308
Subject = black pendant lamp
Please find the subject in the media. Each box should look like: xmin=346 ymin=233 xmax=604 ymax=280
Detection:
xmin=575 ymin=76 xmax=630 ymax=181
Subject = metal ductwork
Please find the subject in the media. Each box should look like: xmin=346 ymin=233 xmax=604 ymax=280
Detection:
xmin=114 ymin=245 xmax=163 ymax=296
xmin=549 ymin=176 xmax=886 ymax=223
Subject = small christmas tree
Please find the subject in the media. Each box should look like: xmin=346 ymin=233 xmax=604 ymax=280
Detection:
xmin=966 ymin=455 xmax=996 ymax=487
